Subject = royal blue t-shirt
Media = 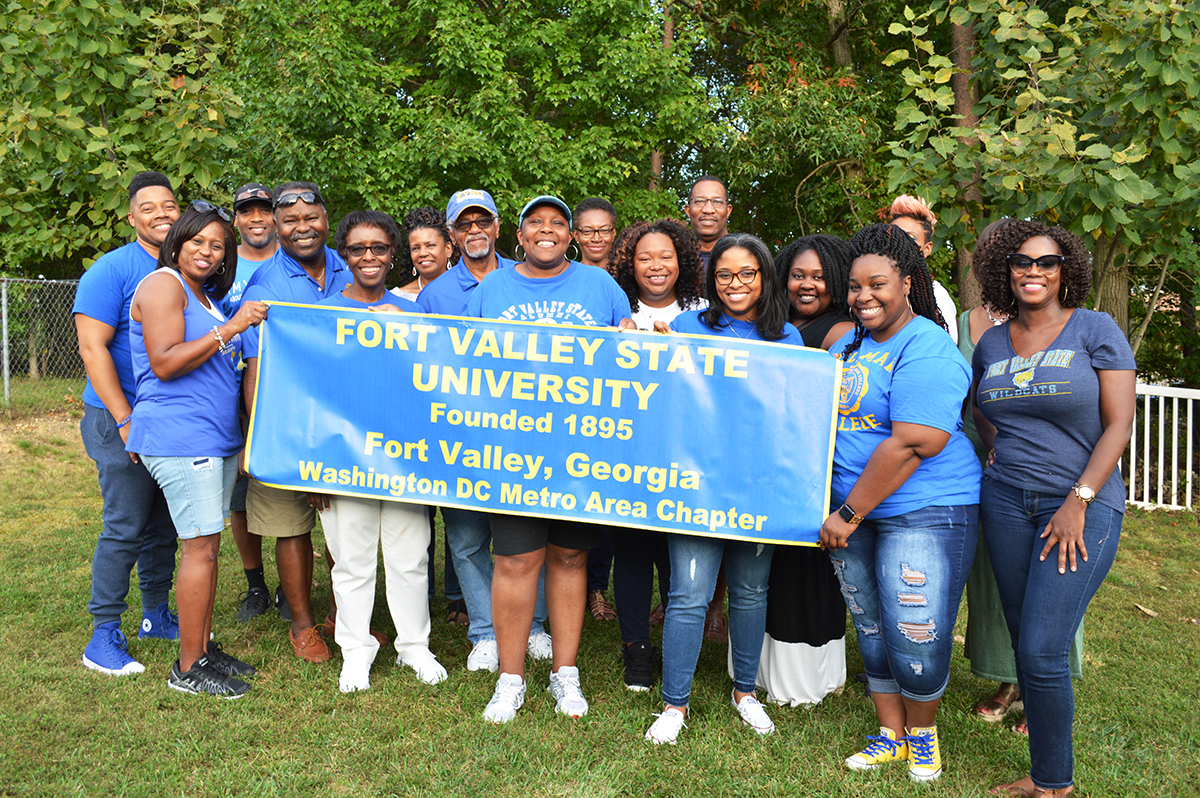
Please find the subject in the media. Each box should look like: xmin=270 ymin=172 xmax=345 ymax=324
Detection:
xmin=72 ymin=241 xmax=159 ymax=409
xmin=220 ymin=252 xmax=273 ymax=317
xmin=973 ymin=309 xmax=1136 ymax=513
xmin=417 ymin=256 xmax=518 ymax=318
xmin=320 ymin=291 xmax=423 ymax=313
xmin=240 ymin=246 xmax=351 ymax=358
xmin=670 ymin=310 xmax=803 ymax=345
xmin=830 ymin=315 xmax=981 ymax=518
xmin=127 ymin=270 xmax=243 ymax=457
xmin=466 ymin=262 xmax=631 ymax=327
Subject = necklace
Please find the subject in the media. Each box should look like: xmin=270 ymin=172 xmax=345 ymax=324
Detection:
xmin=725 ymin=315 xmax=751 ymax=339
xmin=984 ymin=305 xmax=1007 ymax=325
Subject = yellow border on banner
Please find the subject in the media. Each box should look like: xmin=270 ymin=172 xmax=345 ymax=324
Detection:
xmin=243 ymin=302 xmax=840 ymax=547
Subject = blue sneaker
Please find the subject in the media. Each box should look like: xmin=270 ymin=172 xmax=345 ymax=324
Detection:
xmin=139 ymin=602 xmax=179 ymax=639
xmin=82 ymin=622 xmax=145 ymax=676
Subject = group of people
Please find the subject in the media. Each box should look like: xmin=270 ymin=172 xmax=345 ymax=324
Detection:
xmin=73 ymin=171 xmax=1134 ymax=798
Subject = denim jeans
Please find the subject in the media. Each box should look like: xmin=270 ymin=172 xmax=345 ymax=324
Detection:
xmin=661 ymin=534 xmax=774 ymax=707
xmin=828 ymin=504 xmax=977 ymax=702
xmin=426 ymin=507 xmax=462 ymax=601
xmin=142 ymin=454 xmax=237 ymax=539
xmin=80 ymin=404 xmax=177 ymax=627
xmin=981 ymin=476 xmax=1121 ymax=790
xmin=441 ymin=506 xmax=546 ymax=644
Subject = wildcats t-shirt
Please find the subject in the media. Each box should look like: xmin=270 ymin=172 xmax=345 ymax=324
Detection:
xmin=830 ymin=315 xmax=981 ymax=518
xmin=973 ymin=309 xmax=1136 ymax=513
xmin=466 ymin=262 xmax=631 ymax=327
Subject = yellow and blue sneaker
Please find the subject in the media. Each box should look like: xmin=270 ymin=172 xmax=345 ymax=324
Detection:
xmin=845 ymin=727 xmax=909 ymax=771
xmin=905 ymin=725 xmax=943 ymax=781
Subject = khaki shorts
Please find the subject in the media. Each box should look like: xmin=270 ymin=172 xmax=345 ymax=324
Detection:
xmin=247 ymin=479 xmax=315 ymax=538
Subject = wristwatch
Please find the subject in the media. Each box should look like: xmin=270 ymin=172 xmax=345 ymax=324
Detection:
xmin=837 ymin=503 xmax=864 ymax=525
xmin=1072 ymin=483 xmax=1095 ymax=506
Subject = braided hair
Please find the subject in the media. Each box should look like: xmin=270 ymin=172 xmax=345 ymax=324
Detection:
xmin=773 ymin=234 xmax=854 ymax=320
xmin=610 ymin=219 xmax=703 ymax=314
xmin=700 ymin=233 xmax=791 ymax=340
xmin=972 ymin=219 xmax=1092 ymax=316
xmin=398 ymin=206 xmax=457 ymax=285
xmin=841 ymin=223 xmax=948 ymax=357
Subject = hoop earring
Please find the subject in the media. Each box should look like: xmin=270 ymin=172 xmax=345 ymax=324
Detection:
xmin=1062 ymin=285 xmax=1069 ymax=303
xmin=216 ymin=264 xmax=226 ymax=276
xmin=515 ymin=244 xmax=526 ymax=262
xmin=906 ymin=294 xmax=914 ymax=314
xmin=567 ymin=243 xmax=581 ymax=262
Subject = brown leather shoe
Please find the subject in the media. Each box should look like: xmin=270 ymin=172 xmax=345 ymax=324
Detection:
xmin=588 ymin=590 xmax=617 ymax=621
xmin=648 ymin=603 xmax=665 ymax=626
xmin=289 ymin=625 xmax=332 ymax=663
xmin=703 ymin=610 xmax=729 ymax=643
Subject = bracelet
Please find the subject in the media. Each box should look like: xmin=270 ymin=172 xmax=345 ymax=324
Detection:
xmin=212 ymin=326 xmax=231 ymax=355
xmin=115 ymin=414 xmax=132 ymax=429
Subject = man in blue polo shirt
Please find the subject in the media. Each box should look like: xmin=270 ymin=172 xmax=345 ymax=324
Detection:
xmin=74 ymin=170 xmax=181 ymax=676
xmin=416 ymin=189 xmax=551 ymax=673
xmin=241 ymin=181 xmax=350 ymax=664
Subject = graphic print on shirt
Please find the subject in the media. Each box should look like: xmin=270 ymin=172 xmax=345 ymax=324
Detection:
xmin=979 ymin=348 xmax=1075 ymax=403
xmin=836 ymin=352 xmax=887 ymax=432
xmin=498 ymin=300 xmax=598 ymax=326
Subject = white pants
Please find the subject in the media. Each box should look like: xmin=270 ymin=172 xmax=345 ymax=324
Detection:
xmin=321 ymin=496 xmax=431 ymax=667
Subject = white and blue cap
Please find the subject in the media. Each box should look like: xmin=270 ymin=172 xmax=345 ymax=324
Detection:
xmin=519 ymin=195 xmax=572 ymax=227
xmin=446 ymin=188 xmax=499 ymax=224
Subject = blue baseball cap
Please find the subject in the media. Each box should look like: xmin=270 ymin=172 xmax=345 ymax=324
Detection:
xmin=446 ymin=189 xmax=499 ymax=224
xmin=518 ymin=195 xmax=572 ymax=228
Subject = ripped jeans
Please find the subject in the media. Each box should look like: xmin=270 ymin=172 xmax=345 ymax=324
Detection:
xmin=829 ymin=504 xmax=977 ymax=702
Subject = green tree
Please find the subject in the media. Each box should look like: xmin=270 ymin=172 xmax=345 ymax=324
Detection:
xmin=0 ymin=0 xmax=241 ymax=275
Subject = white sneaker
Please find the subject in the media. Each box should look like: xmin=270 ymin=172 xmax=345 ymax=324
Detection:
xmin=526 ymin=630 xmax=553 ymax=661
xmin=645 ymin=707 xmax=687 ymax=745
xmin=399 ymin=648 xmax=448 ymax=685
xmin=547 ymin=665 xmax=589 ymax=718
xmin=467 ymin=639 xmax=500 ymax=672
xmin=339 ymin=659 xmax=371 ymax=693
xmin=483 ymin=672 xmax=526 ymax=724
xmin=732 ymin=691 xmax=775 ymax=735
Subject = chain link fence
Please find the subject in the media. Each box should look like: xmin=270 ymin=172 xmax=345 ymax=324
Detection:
xmin=1 ymin=278 xmax=85 ymax=417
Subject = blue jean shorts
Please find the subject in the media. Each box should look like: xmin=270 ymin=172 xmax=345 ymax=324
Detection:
xmin=142 ymin=455 xmax=237 ymax=540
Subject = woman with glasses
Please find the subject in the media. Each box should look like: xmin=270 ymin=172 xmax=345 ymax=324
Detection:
xmin=971 ymin=221 xmax=1134 ymax=798
xmin=126 ymin=201 xmax=268 ymax=697
xmin=644 ymin=233 xmax=797 ymax=745
xmin=311 ymin=210 xmax=448 ymax=693
xmin=572 ymin=197 xmax=618 ymax=273
xmin=820 ymin=224 xmax=980 ymax=783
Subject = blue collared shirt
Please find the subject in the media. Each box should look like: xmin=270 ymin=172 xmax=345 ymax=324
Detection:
xmin=241 ymin=245 xmax=351 ymax=358
xmin=416 ymin=255 xmax=517 ymax=318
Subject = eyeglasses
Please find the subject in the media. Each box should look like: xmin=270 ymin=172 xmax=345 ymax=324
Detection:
xmin=275 ymin=191 xmax=322 ymax=208
xmin=576 ymin=226 xmax=615 ymax=239
xmin=191 ymin=200 xmax=231 ymax=222
xmin=344 ymin=243 xmax=392 ymax=258
xmin=1007 ymin=253 xmax=1064 ymax=275
xmin=689 ymin=196 xmax=728 ymax=210
xmin=714 ymin=268 xmax=759 ymax=286
xmin=452 ymin=215 xmax=496 ymax=233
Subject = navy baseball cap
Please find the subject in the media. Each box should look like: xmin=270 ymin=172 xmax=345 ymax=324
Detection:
xmin=233 ymin=182 xmax=273 ymax=211
xmin=518 ymin=195 xmax=572 ymax=228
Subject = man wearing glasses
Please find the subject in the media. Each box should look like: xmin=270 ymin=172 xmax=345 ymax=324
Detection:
xmin=417 ymin=188 xmax=552 ymax=674
xmin=684 ymin=176 xmax=733 ymax=270
xmin=74 ymin=171 xmax=181 ymax=677
xmin=240 ymin=181 xmax=350 ymax=665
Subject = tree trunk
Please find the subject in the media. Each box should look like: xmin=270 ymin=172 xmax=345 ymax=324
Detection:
xmin=826 ymin=0 xmax=853 ymax=67
xmin=27 ymin=326 xmax=40 ymax=380
xmin=951 ymin=22 xmax=982 ymax=310
xmin=1092 ymin=234 xmax=1130 ymax=336
xmin=650 ymin=2 xmax=673 ymax=192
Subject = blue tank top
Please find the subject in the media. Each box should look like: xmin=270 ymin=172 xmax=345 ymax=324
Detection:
xmin=127 ymin=269 xmax=244 ymax=457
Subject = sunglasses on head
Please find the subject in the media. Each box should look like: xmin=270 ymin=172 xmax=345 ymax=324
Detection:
xmin=190 ymin=200 xmax=231 ymax=222
xmin=275 ymin=191 xmax=322 ymax=208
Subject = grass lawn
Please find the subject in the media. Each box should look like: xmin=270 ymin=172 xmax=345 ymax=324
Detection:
xmin=0 ymin=413 xmax=1197 ymax=797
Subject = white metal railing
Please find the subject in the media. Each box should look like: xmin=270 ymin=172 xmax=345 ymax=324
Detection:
xmin=1126 ymin=382 xmax=1200 ymax=510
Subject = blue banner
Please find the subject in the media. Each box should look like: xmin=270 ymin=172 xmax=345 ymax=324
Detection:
xmin=246 ymin=303 xmax=840 ymax=545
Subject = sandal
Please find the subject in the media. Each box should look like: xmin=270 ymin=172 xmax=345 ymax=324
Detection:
xmin=446 ymin=599 xmax=470 ymax=626
xmin=1011 ymin=717 xmax=1028 ymax=737
xmin=588 ymin=590 xmax=617 ymax=621
xmin=975 ymin=682 xmax=1023 ymax=723
xmin=989 ymin=782 xmax=1036 ymax=798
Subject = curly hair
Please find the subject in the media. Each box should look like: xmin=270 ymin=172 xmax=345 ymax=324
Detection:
xmin=888 ymin=194 xmax=935 ymax=244
xmin=840 ymin=223 xmax=948 ymax=357
xmin=773 ymin=234 xmax=855 ymax=321
xmin=972 ymin=219 xmax=1092 ymax=316
xmin=395 ymin=206 xmax=457 ymax=284
xmin=333 ymin=209 xmax=402 ymax=259
xmin=700 ymin=233 xmax=791 ymax=340
xmin=610 ymin=219 xmax=703 ymax=314
xmin=157 ymin=204 xmax=237 ymax=299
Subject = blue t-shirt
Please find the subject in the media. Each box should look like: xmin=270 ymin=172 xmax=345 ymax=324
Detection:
xmin=830 ymin=315 xmax=981 ymax=518
xmin=973 ymin=309 xmax=1136 ymax=513
xmin=72 ymin=241 xmax=159 ymax=409
xmin=240 ymin=245 xmax=351 ymax=358
xmin=126 ymin=270 xmax=244 ymax=457
xmin=417 ymin=256 xmax=518 ymax=317
xmin=670 ymin=310 xmax=803 ymax=345
xmin=320 ymin=291 xmax=423 ymax=313
xmin=466 ymin=262 xmax=631 ymax=327
xmin=221 ymin=252 xmax=273 ymax=317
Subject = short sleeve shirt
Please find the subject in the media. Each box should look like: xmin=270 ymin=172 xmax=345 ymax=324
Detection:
xmin=670 ymin=310 xmax=802 ymax=345
xmin=240 ymin=246 xmax=351 ymax=358
xmin=320 ymin=292 xmax=423 ymax=312
xmin=466 ymin=262 xmax=631 ymax=327
xmin=417 ymin=256 xmax=518 ymax=318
